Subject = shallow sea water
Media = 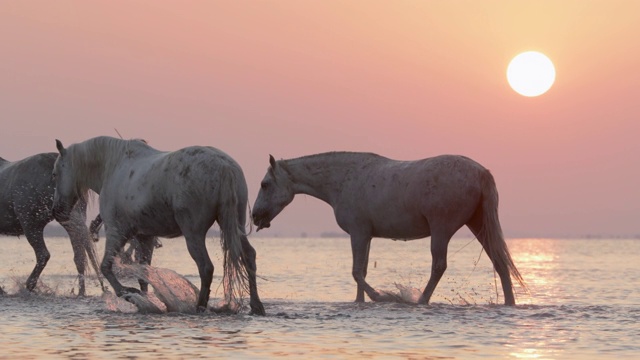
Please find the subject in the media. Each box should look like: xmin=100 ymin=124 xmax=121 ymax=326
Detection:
xmin=1 ymin=236 xmax=639 ymax=359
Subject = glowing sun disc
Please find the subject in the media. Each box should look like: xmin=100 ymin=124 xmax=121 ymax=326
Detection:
xmin=507 ymin=51 xmax=556 ymax=97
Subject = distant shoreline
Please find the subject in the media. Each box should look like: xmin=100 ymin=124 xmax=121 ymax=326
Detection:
xmin=1 ymin=225 xmax=637 ymax=240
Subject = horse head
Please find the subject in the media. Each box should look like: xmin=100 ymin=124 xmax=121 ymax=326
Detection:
xmin=252 ymin=154 xmax=295 ymax=231
xmin=51 ymin=139 xmax=80 ymax=222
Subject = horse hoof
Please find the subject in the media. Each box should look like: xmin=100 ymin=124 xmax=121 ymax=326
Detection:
xmin=417 ymin=296 xmax=428 ymax=305
xmin=250 ymin=303 xmax=266 ymax=316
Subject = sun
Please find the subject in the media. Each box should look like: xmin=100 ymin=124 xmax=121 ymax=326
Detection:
xmin=507 ymin=51 xmax=556 ymax=97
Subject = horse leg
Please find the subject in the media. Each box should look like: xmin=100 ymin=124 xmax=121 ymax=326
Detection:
xmin=466 ymin=215 xmax=516 ymax=305
xmin=101 ymin=231 xmax=139 ymax=296
xmin=240 ymin=235 xmax=265 ymax=315
xmin=89 ymin=214 xmax=103 ymax=242
xmin=120 ymin=239 xmax=136 ymax=264
xmin=23 ymin=227 xmax=50 ymax=292
xmin=418 ymin=231 xmax=452 ymax=304
xmin=362 ymin=239 xmax=372 ymax=283
xmin=350 ymin=234 xmax=379 ymax=302
xmin=183 ymin=231 xmax=213 ymax=312
xmin=59 ymin=219 xmax=88 ymax=296
xmin=133 ymin=235 xmax=156 ymax=294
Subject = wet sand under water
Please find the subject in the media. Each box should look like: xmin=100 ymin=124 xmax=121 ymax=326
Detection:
xmin=1 ymin=237 xmax=639 ymax=359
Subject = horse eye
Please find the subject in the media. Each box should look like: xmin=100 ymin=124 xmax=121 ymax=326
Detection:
xmin=261 ymin=182 xmax=268 ymax=190
xmin=52 ymin=173 xmax=57 ymax=180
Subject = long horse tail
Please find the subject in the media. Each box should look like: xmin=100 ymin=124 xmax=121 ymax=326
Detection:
xmin=479 ymin=170 xmax=527 ymax=293
xmin=217 ymin=167 xmax=250 ymax=307
xmin=83 ymin=225 xmax=105 ymax=291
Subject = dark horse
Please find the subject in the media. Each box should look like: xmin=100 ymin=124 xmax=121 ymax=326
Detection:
xmin=0 ymin=153 xmax=102 ymax=295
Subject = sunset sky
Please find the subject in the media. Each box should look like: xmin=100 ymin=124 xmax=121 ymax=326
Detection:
xmin=1 ymin=1 xmax=638 ymax=238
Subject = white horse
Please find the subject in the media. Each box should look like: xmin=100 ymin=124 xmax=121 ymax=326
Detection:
xmin=252 ymin=152 xmax=525 ymax=305
xmin=51 ymin=136 xmax=264 ymax=315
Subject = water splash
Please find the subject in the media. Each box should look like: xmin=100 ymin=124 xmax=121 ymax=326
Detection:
xmin=376 ymin=283 xmax=422 ymax=304
xmin=3 ymin=275 xmax=59 ymax=297
xmin=112 ymin=260 xmax=199 ymax=313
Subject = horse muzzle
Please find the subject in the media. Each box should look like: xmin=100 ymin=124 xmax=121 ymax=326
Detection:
xmin=252 ymin=213 xmax=271 ymax=232
xmin=256 ymin=221 xmax=271 ymax=232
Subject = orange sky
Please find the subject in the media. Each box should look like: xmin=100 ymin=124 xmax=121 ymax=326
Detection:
xmin=1 ymin=1 xmax=639 ymax=237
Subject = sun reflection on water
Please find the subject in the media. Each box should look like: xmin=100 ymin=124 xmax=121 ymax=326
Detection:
xmin=508 ymin=238 xmax=562 ymax=305
xmin=506 ymin=238 xmax=574 ymax=359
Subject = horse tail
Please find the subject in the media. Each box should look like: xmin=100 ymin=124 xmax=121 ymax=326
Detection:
xmin=83 ymin=225 xmax=105 ymax=290
xmin=217 ymin=167 xmax=250 ymax=307
xmin=479 ymin=170 xmax=527 ymax=292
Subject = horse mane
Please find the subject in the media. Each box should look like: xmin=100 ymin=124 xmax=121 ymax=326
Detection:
xmin=280 ymin=151 xmax=382 ymax=172
xmin=67 ymin=136 xmax=154 ymax=195
xmin=286 ymin=151 xmax=379 ymax=162
xmin=282 ymin=151 xmax=381 ymax=166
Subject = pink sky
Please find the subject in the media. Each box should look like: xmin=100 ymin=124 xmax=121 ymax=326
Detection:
xmin=1 ymin=1 xmax=638 ymax=237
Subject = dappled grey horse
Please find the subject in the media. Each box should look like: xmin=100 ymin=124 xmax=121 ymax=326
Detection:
xmin=51 ymin=136 xmax=264 ymax=315
xmin=0 ymin=153 xmax=102 ymax=295
xmin=252 ymin=152 xmax=526 ymax=305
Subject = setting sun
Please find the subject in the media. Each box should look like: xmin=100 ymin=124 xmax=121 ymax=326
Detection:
xmin=507 ymin=51 xmax=556 ymax=97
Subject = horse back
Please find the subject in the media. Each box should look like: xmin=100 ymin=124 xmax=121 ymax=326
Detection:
xmin=350 ymin=155 xmax=486 ymax=200
xmin=100 ymin=146 xmax=246 ymax=236
xmin=148 ymin=146 xmax=245 ymax=195
xmin=0 ymin=153 xmax=58 ymax=234
xmin=336 ymin=155 xmax=487 ymax=238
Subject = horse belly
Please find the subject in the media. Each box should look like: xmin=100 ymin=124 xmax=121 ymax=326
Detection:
xmin=371 ymin=214 xmax=430 ymax=240
xmin=134 ymin=205 xmax=182 ymax=238
xmin=0 ymin=217 xmax=23 ymax=236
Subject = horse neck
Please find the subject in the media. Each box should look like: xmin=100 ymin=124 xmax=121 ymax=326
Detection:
xmin=70 ymin=137 xmax=145 ymax=194
xmin=284 ymin=153 xmax=364 ymax=206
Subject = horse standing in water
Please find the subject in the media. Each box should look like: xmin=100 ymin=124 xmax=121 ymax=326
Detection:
xmin=252 ymin=153 xmax=526 ymax=305
xmin=51 ymin=136 xmax=264 ymax=315
xmin=0 ymin=153 xmax=102 ymax=296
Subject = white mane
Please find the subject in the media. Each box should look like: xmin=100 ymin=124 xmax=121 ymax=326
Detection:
xmin=66 ymin=136 xmax=155 ymax=195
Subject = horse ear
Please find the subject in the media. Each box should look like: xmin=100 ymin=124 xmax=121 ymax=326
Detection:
xmin=55 ymin=139 xmax=66 ymax=156
xmin=269 ymin=154 xmax=277 ymax=169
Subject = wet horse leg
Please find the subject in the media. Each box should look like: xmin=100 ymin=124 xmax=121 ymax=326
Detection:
xmin=241 ymin=235 xmax=265 ymax=315
xmin=59 ymin=218 xmax=90 ymax=296
xmin=183 ymin=230 xmax=213 ymax=312
xmin=350 ymin=234 xmax=379 ymax=302
xmin=418 ymin=230 xmax=452 ymax=304
xmin=101 ymin=231 xmax=138 ymax=296
xmin=134 ymin=235 xmax=156 ymax=293
xmin=23 ymin=227 xmax=50 ymax=292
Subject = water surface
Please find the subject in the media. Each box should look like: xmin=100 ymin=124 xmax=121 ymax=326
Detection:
xmin=1 ymin=237 xmax=638 ymax=358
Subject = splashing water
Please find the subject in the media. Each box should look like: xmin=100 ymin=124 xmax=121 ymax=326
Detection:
xmin=107 ymin=258 xmax=242 ymax=314
xmin=110 ymin=259 xmax=199 ymax=313
xmin=376 ymin=283 xmax=423 ymax=304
